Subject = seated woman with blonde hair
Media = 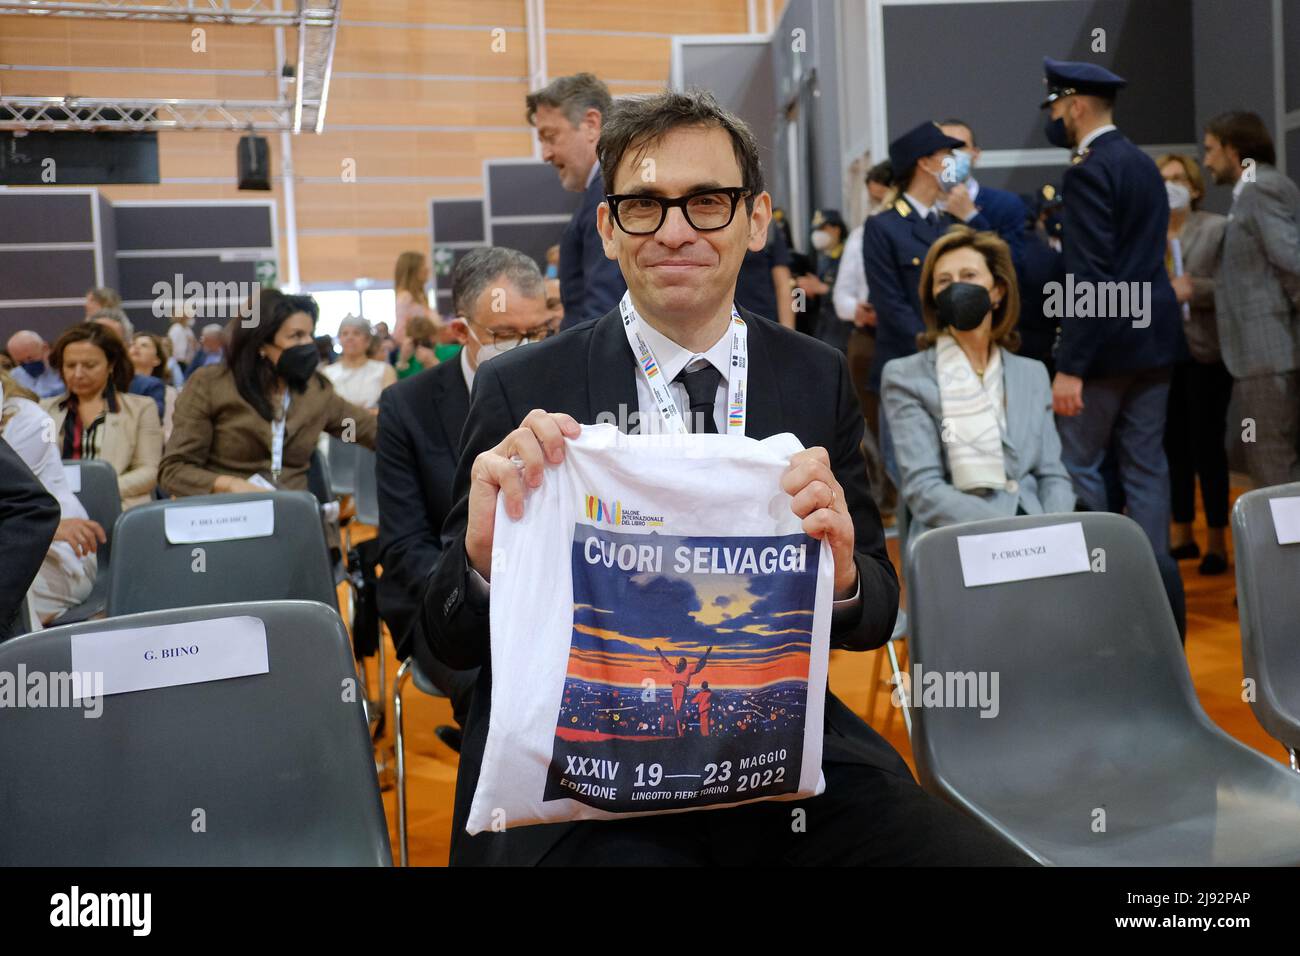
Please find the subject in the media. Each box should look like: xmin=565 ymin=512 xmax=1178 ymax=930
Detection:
xmin=881 ymin=226 xmax=1075 ymax=550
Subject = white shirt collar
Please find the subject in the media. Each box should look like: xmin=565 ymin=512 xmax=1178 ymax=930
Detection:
xmin=585 ymin=160 xmax=601 ymax=189
xmin=903 ymin=192 xmax=935 ymax=220
xmin=460 ymin=344 xmax=476 ymax=392
xmin=1078 ymin=124 xmax=1117 ymax=153
xmin=635 ymin=309 xmax=733 ymax=385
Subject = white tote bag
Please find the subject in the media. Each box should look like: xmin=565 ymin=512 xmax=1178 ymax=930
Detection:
xmin=466 ymin=424 xmax=833 ymax=834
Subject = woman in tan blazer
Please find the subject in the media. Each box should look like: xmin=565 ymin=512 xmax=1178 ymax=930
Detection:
xmin=42 ymin=323 xmax=163 ymax=509
xmin=159 ymin=289 xmax=376 ymax=496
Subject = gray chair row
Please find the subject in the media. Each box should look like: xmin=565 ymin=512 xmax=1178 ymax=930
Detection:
xmin=0 ymin=600 xmax=390 ymax=865
xmin=905 ymin=510 xmax=1300 ymax=865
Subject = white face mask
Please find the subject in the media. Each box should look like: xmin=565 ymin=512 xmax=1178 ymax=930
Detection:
xmin=1166 ymin=180 xmax=1191 ymax=210
xmin=810 ymin=230 xmax=833 ymax=251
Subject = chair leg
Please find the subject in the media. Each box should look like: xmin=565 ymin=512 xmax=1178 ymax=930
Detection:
xmin=887 ymin=637 xmax=912 ymax=739
xmin=867 ymin=643 xmax=886 ymax=720
xmin=374 ymin=623 xmax=388 ymax=740
xmin=394 ymin=658 xmax=412 ymax=867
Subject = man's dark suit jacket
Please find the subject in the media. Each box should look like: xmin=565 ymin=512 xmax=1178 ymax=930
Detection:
xmin=0 ymin=439 xmax=60 ymax=640
xmin=558 ymin=170 xmax=627 ymax=330
xmin=419 ymin=305 xmax=906 ymax=865
xmin=1057 ymin=129 xmax=1181 ymax=378
xmin=376 ymin=359 xmax=470 ymax=661
xmin=971 ymin=183 xmax=1028 ymax=274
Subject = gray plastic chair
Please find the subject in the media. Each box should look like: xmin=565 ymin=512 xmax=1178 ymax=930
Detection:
xmin=0 ymin=600 xmax=391 ymax=865
xmin=905 ymin=511 xmax=1300 ymax=865
xmin=353 ymin=446 xmax=380 ymax=526
xmin=107 ymin=491 xmax=338 ymax=615
xmin=1232 ymin=482 xmax=1300 ymax=768
xmin=325 ymin=435 xmax=361 ymax=497
xmin=52 ymin=459 xmax=122 ymax=624
xmin=392 ymin=656 xmax=447 ymax=866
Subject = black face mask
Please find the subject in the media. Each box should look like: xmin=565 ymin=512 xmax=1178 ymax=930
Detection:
xmin=274 ymin=343 xmax=319 ymax=389
xmin=1044 ymin=115 xmax=1071 ymax=149
xmin=936 ymin=282 xmax=992 ymax=332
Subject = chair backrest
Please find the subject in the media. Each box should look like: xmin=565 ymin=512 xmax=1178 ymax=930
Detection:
xmin=307 ymin=447 xmax=335 ymax=506
xmin=63 ymin=458 xmax=122 ymax=567
xmin=353 ymin=446 xmax=380 ymax=526
xmin=0 ymin=600 xmax=391 ymax=865
xmin=325 ymin=434 xmax=360 ymax=497
xmin=904 ymin=512 xmax=1217 ymax=800
xmin=1232 ymin=482 xmax=1300 ymax=751
xmin=107 ymin=491 xmax=338 ymax=615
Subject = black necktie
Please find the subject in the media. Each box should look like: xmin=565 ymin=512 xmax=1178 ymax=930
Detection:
xmin=674 ymin=363 xmax=722 ymax=434
xmin=926 ymin=209 xmax=940 ymax=229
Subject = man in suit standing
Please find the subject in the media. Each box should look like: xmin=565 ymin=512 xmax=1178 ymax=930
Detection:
xmin=1202 ymin=111 xmax=1300 ymax=489
xmin=419 ymin=88 xmax=1030 ymax=866
xmin=939 ymin=119 xmax=1029 ymax=271
xmin=1039 ymin=57 xmax=1185 ymax=634
xmin=376 ymin=247 xmax=556 ymax=747
xmin=527 ymin=73 xmax=627 ymax=331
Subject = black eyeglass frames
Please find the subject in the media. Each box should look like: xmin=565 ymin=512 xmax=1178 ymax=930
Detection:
xmin=605 ymin=187 xmax=751 ymax=235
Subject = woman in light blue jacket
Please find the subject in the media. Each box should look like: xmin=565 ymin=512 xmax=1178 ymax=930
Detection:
xmin=882 ymin=226 xmax=1075 ymax=550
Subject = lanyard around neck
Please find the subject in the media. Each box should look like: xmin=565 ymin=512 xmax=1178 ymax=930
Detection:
xmin=270 ymin=389 xmax=290 ymax=483
xmin=618 ymin=291 xmax=748 ymax=436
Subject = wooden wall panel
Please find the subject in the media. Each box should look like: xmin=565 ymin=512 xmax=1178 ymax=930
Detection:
xmin=343 ymin=0 xmax=526 ymax=27
xmin=332 ymin=24 xmax=527 ymax=76
xmin=543 ymin=0 xmax=748 ymax=34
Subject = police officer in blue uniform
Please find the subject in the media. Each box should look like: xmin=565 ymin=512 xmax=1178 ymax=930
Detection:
xmin=1040 ymin=57 xmax=1186 ymax=637
xmin=862 ymin=121 xmax=999 ymax=395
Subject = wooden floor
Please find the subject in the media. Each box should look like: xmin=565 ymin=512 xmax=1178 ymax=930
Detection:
xmin=352 ymin=487 xmax=1290 ymax=867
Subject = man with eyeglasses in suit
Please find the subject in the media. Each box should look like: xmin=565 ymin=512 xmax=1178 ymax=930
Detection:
xmin=376 ymin=246 xmax=558 ymax=751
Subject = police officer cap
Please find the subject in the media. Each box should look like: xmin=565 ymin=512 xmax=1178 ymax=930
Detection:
xmin=1040 ymin=57 xmax=1126 ymax=107
xmin=811 ymin=208 xmax=846 ymax=233
xmin=888 ymin=121 xmax=967 ymax=173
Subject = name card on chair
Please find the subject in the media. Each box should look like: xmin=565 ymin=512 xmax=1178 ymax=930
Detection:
xmin=1269 ymin=496 xmax=1300 ymax=545
xmin=957 ymin=521 xmax=1091 ymax=587
xmin=164 ymin=500 xmax=274 ymax=544
xmin=63 ymin=464 xmax=81 ymax=493
xmin=70 ymin=615 xmax=269 ymax=699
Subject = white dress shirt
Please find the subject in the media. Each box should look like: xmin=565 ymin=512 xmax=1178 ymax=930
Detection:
xmin=833 ymin=224 xmax=869 ymax=322
xmin=633 ymin=313 xmax=731 ymax=434
xmin=2 ymin=396 xmax=92 ymax=577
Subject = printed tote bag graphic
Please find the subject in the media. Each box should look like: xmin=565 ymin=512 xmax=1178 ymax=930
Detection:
xmin=467 ymin=423 xmax=833 ymax=833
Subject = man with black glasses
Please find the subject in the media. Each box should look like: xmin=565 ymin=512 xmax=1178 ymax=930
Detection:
xmin=376 ymin=247 xmax=556 ymax=750
xmin=419 ymin=89 xmax=1031 ymax=866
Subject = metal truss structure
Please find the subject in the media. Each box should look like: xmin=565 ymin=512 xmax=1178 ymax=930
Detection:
xmin=0 ymin=1 xmax=340 ymax=132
